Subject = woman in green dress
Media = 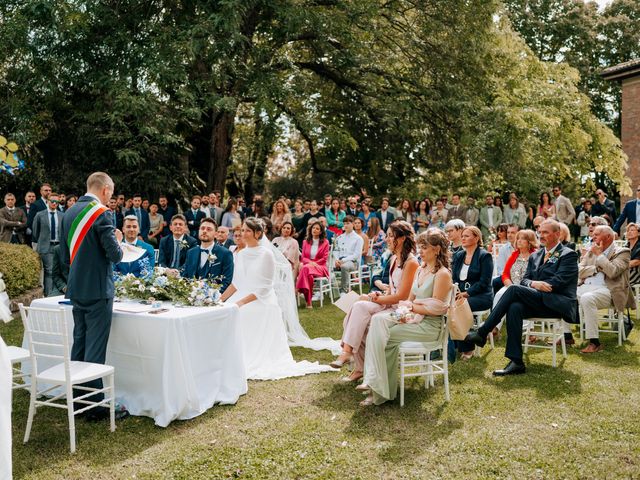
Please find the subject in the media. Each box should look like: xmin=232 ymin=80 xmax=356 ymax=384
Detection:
xmin=359 ymin=228 xmax=452 ymax=406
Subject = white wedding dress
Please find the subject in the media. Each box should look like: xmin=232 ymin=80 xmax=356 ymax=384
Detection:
xmin=0 ymin=302 xmax=12 ymax=480
xmin=227 ymin=245 xmax=334 ymax=380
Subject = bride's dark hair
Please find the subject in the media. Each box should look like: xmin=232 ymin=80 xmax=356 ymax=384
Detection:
xmin=244 ymin=217 xmax=264 ymax=236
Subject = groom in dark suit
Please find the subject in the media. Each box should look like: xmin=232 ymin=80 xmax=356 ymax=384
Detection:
xmin=465 ymin=219 xmax=578 ymax=376
xmin=60 ymin=172 xmax=127 ymax=420
xmin=182 ymin=218 xmax=233 ymax=293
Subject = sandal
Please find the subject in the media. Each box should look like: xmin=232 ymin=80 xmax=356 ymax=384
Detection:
xmin=460 ymin=351 xmax=475 ymax=361
xmin=359 ymin=395 xmax=375 ymax=406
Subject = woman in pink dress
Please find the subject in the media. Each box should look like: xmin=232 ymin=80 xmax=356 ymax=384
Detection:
xmin=330 ymin=221 xmax=419 ymax=382
xmin=296 ymin=221 xmax=330 ymax=308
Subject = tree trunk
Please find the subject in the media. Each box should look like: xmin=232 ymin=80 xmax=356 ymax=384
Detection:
xmin=208 ymin=109 xmax=236 ymax=192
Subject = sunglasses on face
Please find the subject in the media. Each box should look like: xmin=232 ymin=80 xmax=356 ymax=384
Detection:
xmin=49 ymin=200 xmax=59 ymax=204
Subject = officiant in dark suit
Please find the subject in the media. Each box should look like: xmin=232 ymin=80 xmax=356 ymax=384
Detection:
xmin=60 ymin=172 xmax=128 ymax=421
xmin=465 ymin=219 xmax=578 ymax=376
xmin=182 ymin=218 xmax=233 ymax=293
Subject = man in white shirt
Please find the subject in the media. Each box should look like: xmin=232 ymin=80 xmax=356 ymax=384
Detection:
xmin=334 ymin=216 xmax=364 ymax=294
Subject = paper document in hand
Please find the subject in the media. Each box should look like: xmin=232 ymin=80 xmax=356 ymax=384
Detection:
xmin=333 ymin=291 xmax=361 ymax=313
xmin=120 ymin=243 xmax=146 ymax=263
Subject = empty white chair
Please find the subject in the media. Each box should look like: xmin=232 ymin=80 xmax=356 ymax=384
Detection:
xmin=522 ymin=317 xmax=567 ymax=367
xmin=20 ymin=304 xmax=116 ymax=453
xmin=312 ymin=277 xmax=334 ymax=307
xmin=7 ymin=345 xmax=30 ymax=390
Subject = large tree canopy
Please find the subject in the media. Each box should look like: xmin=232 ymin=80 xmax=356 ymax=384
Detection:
xmin=0 ymin=0 xmax=631 ymax=203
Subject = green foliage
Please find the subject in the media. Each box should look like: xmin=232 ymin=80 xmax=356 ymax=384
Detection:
xmin=0 ymin=242 xmax=41 ymax=297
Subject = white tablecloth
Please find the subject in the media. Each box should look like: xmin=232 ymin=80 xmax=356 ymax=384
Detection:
xmin=28 ymin=297 xmax=248 ymax=427
xmin=0 ymin=334 xmax=11 ymax=480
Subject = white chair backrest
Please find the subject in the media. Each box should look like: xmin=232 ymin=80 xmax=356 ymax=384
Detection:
xmin=154 ymin=249 xmax=160 ymax=263
xmin=19 ymin=304 xmax=71 ymax=377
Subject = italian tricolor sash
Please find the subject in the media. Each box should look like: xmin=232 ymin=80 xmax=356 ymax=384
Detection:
xmin=68 ymin=201 xmax=109 ymax=264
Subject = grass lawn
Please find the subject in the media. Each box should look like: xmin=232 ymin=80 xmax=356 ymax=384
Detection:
xmin=2 ymin=303 xmax=640 ymax=479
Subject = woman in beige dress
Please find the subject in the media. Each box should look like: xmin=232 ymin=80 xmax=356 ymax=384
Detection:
xmin=272 ymin=221 xmax=301 ymax=279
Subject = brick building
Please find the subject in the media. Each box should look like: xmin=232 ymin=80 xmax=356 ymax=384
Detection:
xmin=601 ymin=59 xmax=640 ymax=204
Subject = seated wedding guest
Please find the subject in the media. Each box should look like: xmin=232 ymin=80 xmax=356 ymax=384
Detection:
xmin=146 ymin=203 xmax=164 ymax=247
xmin=230 ymin=227 xmax=245 ymax=255
xmin=346 ymin=197 xmax=360 ymax=217
xmin=493 ymin=229 xmax=537 ymax=309
xmin=367 ymin=216 xmax=386 ymax=261
xmin=326 ymin=198 xmax=346 ymax=235
xmin=272 ymin=221 xmax=300 ymax=278
xmin=451 ymin=226 xmax=494 ymax=360
xmin=330 ymin=221 xmax=418 ymax=382
xmin=296 ymin=221 xmax=330 ymax=308
xmin=580 ymin=216 xmax=609 ymax=258
xmin=114 ymin=216 xmax=155 ymax=277
xmin=503 ymin=194 xmax=527 ymax=228
xmin=414 ymin=200 xmax=431 ymax=233
xmin=358 ymin=199 xmax=376 ymax=233
xmin=261 ymin=216 xmax=275 ymax=240
xmin=319 ymin=216 xmax=334 ymax=243
xmin=251 ymin=199 xmax=267 ymax=218
xmin=353 ymin=217 xmax=369 ymax=263
xmin=125 ymin=194 xmax=151 ymax=240
xmin=270 ymin=199 xmax=292 ymax=235
xmin=302 ymin=199 xmax=323 ymax=234
xmin=369 ymin=250 xmax=391 ymax=293
xmin=221 ymin=198 xmax=243 ymax=229
xmin=50 ymin=244 xmax=69 ymax=296
xmin=577 ymin=199 xmax=593 ymax=239
xmin=493 ymin=224 xmax=520 ymax=292
xmin=465 ymin=219 xmax=578 ymax=375
xmin=431 ymin=199 xmax=448 ymax=229
xmin=360 ymin=228 xmax=452 ymax=405
xmin=107 ymin=197 xmax=123 ymax=230
xmin=182 ymin=218 xmax=233 ymax=292
xmin=627 ymin=223 xmax=640 ymax=286
xmin=158 ymin=195 xmax=176 ymax=236
xmin=558 ymin=222 xmax=576 ymax=251
xmin=376 ymin=197 xmax=396 ymax=231
xmin=185 ymin=195 xmax=206 ymax=238
xmin=577 ymin=225 xmax=633 ymax=353
xmin=158 ymin=214 xmax=198 ymax=268
xmin=488 ymin=223 xmax=508 ymax=253
xmin=444 ymin=219 xmax=465 ymax=255
xmin=217 ymin=226 xmax=235 ymax=249
xmin=291 ymin=199 xmax=307 ymax=244
xmin=334 ymin=216 xmax=364 ymax=295
xmin=397 ymin=198 xmax=414 ymax=223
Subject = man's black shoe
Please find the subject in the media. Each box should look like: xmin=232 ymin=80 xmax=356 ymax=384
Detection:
xmin=85 ymin=405 xmax=130 ymax=422
xmin=464 ymin=331 xmax=487 ymax=348
xmin=624 ymin=319 xmax=634 ymax=338
xmin=492 ymin=361 xmax=526 ymax=376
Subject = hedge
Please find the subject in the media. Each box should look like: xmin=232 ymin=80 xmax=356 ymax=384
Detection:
xmin=0 ymin=243 xmax=41 ymax=298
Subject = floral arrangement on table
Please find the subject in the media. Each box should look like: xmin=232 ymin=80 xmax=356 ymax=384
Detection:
xmin=114 ymin=266 xmax=222 ymax=306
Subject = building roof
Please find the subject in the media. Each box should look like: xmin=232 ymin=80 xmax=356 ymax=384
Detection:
xmin=601 ymin=58 xmax=640 ymax=81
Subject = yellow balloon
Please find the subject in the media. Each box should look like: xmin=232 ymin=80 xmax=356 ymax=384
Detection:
xmin=0 ymin=136 xmax=6 ymax=147
xmin=6 ymin=153 xmax=18 ymax=167
xmin=0 ymin=150 xmax=6 ymax=162
xmin=6 ymin=142 xmax=18 ymax=153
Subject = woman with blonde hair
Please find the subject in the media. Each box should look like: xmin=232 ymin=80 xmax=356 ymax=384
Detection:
xmin=270 ymin=199 xmax=292 ymax=235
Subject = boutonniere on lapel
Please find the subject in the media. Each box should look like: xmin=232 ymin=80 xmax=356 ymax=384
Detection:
xmin=207 ymin=253 xmax=217 ymax=264
xmin=547 ymin=251 xmax=561 ymax=264
xmin=180 ymin=239 xmax=189 ymax=250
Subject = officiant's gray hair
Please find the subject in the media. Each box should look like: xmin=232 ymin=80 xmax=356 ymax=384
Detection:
xmin=86 ymin=172 xmax=114 ymax=191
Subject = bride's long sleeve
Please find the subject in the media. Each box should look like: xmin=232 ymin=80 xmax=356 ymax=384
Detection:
xmin=252 ymin=249 xmax=276 ymax=302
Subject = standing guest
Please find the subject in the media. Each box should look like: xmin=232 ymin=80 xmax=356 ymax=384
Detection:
xmin=20 ymin=190 xmax=36 ymax=245
xmin=200 ymin=195 xmax=211 ymax=217
xmin=157 ymin=195 xmax=176 ymax=236
xmin=353 ymin=217 xmax=370 ymax=263
xmin=217 ymin=226 xmax=235 ymax=249
xmin=235 ymin=195 xmax=249 ymax=219
xmin=464 ymin=196 xmax=479 ymax=227
xmin=33 ymin=193 xmax=64 ymax=296
xmin=184 ymin=195 xmax=206 ymax=238
xmin=346 ymin=197 xmax=360 ymax=217
xmin=230 ymin=227 xmax=245 ymax=255
xmin=221 ymin=198 xmax=243 ymax=229
xmin=181 ymin=218 xmax=234 ymax=293
xmin=270 ymin=199 xmax=292 ymax=236
xmin=479 ymin=195 xmax=503 ymax=243
xmin=451 ymin=226 xmax=494 ymax=360
xmin=537 ymin=191 xmax=555 ymax=219
xmin=626 ymin=223 xmax=640 ymax=286
xmin=339 ymin=198 xmax=348 ymax=213
xmin=414 ymin=200 xmax=431 ymax=233
xmin=360 ymin=229 xmax=452 ymax=406
xmin=319 ymin=216 xmax=334 ymax=243
xmin=525 ymin=203 xmax=536 ymax=230
xmin=367 ymin=216 xmax=387 ymax=261
xmin=358 ymin=199 xmax=376 ymax=233
xmin=114 ymin=216 xmax=155 ymax=277
xmin=397 ymin=198 xmax=414 ymax=224
xmin=59 ymin=172 xmax=128 ymax=420
xmin=302 ymin=199 xmax=324 ymax=236
xmin=330 ymin=221 xmax=418 ymax=382
xmin=465 ymin=220 xmax=578 ymax=375
xmin=27 ymin=183 xmax=52 ymax=245
xmin=493 ymin=229 xmax=538 ymax=308
xmin=577 ymin=200 xmax=593 ymax=239
xmin=326 ymin=198 xmax=346 ymax=235
xmin=107 ymin=197 xmax=124 ymax=230
xmin=431 ymin=199 xmax=449 ymax=229
xmin=125 ymin=194 xmax=151 ymax=240
xmin=50 ymin=244 xmax=69 ymax=296
xmin=444 ymin=219 xmax=465 ymax=255
xmin=322 ymin=193 xmax=333 ymax=216
xmin=494 ymin=196 xmax=504 ymax=210
xmin=124 ymin=197 xmax=133 ymax=212
xmin=146 ymin=203 xmax=164 ymax=247
xmin=158 ymin=214 xmax=198 ymax=268
xmin=141 ymin=199 xmax=150 ymax=212
xmin=65 ymin=195 xmax=77 ymax=211
xmin=261 ymin=216 xmax=275 ymax=240
xmin=291 ymin=199 xmax=307 ymax=245
xmin=613 ymin=185 xmax=640 ymax=234
xmin=252 ymin=199 xmax=267 ymax=219
xmin=116 ymin=194 xmax=125 ymax=213
xmin=0 ymin=193 xmax=27 ymax=244
xmin=447 ymin=194 xmax=466 ymax=221
xmin=503 ymin=194 xmax=527 ymax=228
xmin=376 ymin=197 xmax=396 ymax=231
xmin=58 ymin=194 xmax=67 ymax=212
xmin=272 ymin=221 xmax=300 ymax=278
xmin=209 ymin=191 xmax=224 ymax=225
xmin=334 ymin=216 xmax=364 ymax=294
xmin=552 ymin=186 xmax=576 ymax=227
xmin=591 ymin=188 xmax=617 ymax=223
xmin=296 ymin=222 xmax=330 ymax=308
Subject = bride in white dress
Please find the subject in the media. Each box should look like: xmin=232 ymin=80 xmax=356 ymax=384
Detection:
xmin=221 ymin=218 xmax=334 ymax=380
xmin=0 ymin=280 xmax=12 ymax=480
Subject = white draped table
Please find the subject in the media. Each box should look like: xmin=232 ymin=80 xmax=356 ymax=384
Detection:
xmin=27 ymin=296 xmax=248 ymax=427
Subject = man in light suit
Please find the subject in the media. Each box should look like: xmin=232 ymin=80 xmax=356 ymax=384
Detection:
xmin=125 ymin=193 xmax=150 ymax=240
xmin=0 ymin=193 xmax=27 ymax=243
xmin=59 ymin=172 xmax=127 ymax=421
xmin=114 ymin=215 xmax=155 ymax=277
xmin=466 ymin=219 xmax=578 ymax=376
xmin=158 ymin=214 xmax=198 ymax=268
xmin=613 ymin=185 xmax=640 ymax=234
xmin=552 ymin=186 xmax=576 ymax=226
xmin=577 ymin=225 xmax=634 ymax=353
xmin=182 ymin=218 xmax=233 ymax=293
xmin=32 ymin=193 xmax=64 ymax=296
xmin=464 ymin=196 xmax=479 ymax=227
xmin=479 ymin=195 xmax=503 ymax=243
